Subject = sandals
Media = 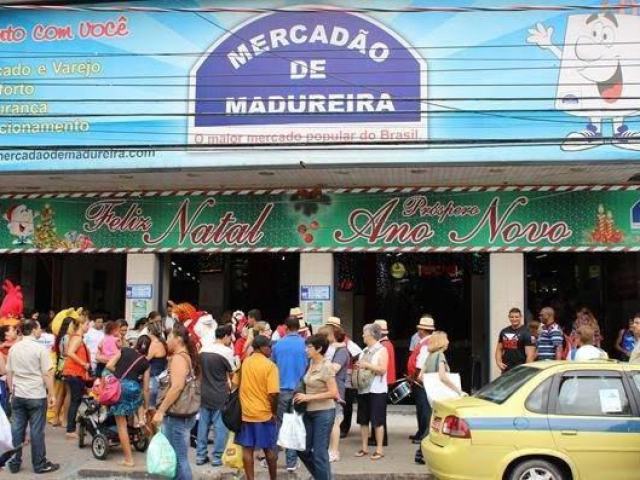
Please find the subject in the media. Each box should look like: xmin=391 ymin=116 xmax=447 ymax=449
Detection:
xmin=354 ymin=450 xmax=369 ymax=458
xmin=371 ymin=452 xmax=385 ymax=461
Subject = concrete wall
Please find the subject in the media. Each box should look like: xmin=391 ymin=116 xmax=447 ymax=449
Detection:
xmin=489 ymin=253 xmax=525 ymax=380
xmin=299 ymin=253 xmax=334 ymax=327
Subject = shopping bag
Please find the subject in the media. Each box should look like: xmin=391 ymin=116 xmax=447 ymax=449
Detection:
xmin=277 ymin=412 xmax=306 ymax=451
xmin=222 ymin=388 xmax=242 ymax=433
xmin=0 ymin=405 xmax=13 ymax=456
xmin=146 ymin=431 xmax=177 ymax=478
xmin=222 ymin=433 xmax=243 ymax=470
xmin=422 ymin=372 xmax=462 ymax=407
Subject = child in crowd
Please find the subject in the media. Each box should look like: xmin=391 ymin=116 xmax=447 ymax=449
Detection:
xmin=95 ymin=320 xmax=122 ymax=376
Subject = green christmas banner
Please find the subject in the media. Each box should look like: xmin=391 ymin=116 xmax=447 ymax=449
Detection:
xmin=1 ymin=188 xmax=640 ymax=252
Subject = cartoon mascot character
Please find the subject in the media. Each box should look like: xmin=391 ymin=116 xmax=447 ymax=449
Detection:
xmin=4 ymin=204 xmax=38 ymax=245
xmin=528 ymin=1 xmax=640 ymax=151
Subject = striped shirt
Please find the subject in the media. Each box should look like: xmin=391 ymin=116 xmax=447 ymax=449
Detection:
xmin=536 ymin=323 xmax=564 ymax=361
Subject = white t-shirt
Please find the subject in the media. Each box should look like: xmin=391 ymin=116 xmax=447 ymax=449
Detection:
xmin=369 ymin=344 xmax=388 ymax=394
xmin=574 ymin=345 xmax=608 ymax=361
xmin=84 ymin=327 xmax=105 ymax=367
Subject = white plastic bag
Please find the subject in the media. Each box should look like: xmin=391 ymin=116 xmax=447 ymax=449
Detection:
xmin=277 ymin=412 xmax=306 ymax=451
xmin=146 ymin=431 xmax=177 ymax=478
xmin=422 ymin=372 xmax=462 ymax=407
xmin=0 ymin=405 xmax=12 ymax=456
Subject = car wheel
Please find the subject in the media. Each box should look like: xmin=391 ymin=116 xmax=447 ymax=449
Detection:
xmin=510 ymin=459 xmax=565 ymax=480
xmin=78 ymin=422 xmax=86 ymax=449
xmin=91 ymin=433 xmax=109 ymax=461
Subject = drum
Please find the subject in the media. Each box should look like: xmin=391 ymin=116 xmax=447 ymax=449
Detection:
xmin=388 ymin=380 xmax=412 ymax=404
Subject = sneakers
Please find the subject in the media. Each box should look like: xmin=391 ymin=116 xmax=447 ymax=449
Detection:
xmin=8 ymin=462 xmax=20 ymax=474
xmin=613 ymin=124 xmax=640 ymax=150
xmin=195 ymin=456 xmax=210 ymax=466
xmin=35 ymin=462 xmax=60 ymax=474
xmin=211 ymin=458 xmax=223 ymax=467
xmin=561 ymin=123 xmax=604 ymax=151
xmin=286 ymin=460 xmax=300 ymax=472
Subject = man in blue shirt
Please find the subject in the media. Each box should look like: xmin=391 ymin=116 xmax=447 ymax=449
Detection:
xmin=272 ymin=315 xmax=308 ymax=472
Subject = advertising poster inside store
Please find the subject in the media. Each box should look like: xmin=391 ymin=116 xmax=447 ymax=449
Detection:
xmin=0 ymin=0 xmax=638 ymax=171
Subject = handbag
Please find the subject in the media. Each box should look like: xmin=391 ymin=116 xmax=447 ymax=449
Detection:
xmin=157 ymin=353 xmax=201 ymax=418
xmin=351 ymin=343 xmax=381 ymax=391
xmin=291 ymin=378 xmax=307 ymax=415
xmin=222 ymin=388 xmax=242 ymax=433
xmin=97 ymin=354 xmax=144 ymax=406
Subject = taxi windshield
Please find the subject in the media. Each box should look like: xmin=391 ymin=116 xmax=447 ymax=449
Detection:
xmin=474 ymin=366 xmax=541 ymax=404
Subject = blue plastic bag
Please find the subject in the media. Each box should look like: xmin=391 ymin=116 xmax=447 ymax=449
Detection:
xmin=147 ymin=431 xmax=177 ymax=478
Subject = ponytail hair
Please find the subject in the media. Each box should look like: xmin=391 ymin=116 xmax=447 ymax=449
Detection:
xmin=171 ymin=322 xmax=200 ymax=377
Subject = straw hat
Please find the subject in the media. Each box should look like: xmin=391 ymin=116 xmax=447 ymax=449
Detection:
xmin=374 ymin=319 xmax=389 ymax=335
xmin=290 ymin=307 xmax=304 ymax=318
xmin=325 ymin=316 xmax=341 ymax=328
xmin=417 ymin=315 xmax=435 ymax=331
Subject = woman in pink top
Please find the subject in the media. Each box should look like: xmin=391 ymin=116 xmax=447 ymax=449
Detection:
xmin=95 ymin=321 xmax=121 ymax=376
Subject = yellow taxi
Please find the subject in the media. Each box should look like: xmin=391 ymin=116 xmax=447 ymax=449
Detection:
xmin=421 ymin=361 xmax=640 ymax=480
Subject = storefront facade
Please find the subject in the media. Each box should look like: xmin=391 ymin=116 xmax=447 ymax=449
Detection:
xmin=1 ymin=0 xmax=640 ymax=384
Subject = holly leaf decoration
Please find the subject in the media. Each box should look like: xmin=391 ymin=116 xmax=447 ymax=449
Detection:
xmin=290 ymin=188 xmax=331 ymax=217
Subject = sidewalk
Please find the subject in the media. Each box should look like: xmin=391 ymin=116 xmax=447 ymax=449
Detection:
xmin=7 ymin=412 xmax=432 ymax=479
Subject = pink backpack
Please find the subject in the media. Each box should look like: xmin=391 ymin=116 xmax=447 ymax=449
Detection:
xmin=96 ymin=355 xmax=144 ymax=406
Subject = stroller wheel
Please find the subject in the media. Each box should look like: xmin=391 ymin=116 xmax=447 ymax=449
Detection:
xmin=78 ymin=422 xmax=86 ymax=449
xmin=92 ymin=433 xmax=109 ymax=460
xmin=133 ymin=433 xmax=149 ymax=453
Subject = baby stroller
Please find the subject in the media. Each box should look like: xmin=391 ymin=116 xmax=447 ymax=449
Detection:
xmin=77 ymin=396 xmax=149 ymax=460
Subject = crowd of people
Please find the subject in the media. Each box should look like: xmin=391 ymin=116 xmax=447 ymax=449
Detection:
xmin=1 ymin=293 xmax=639 ymax=479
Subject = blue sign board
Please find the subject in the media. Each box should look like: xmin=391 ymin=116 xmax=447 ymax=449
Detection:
xmin=300 ymin=285 xmax=331 ymax=301
xmin=126 ymin=284 xmax=153 ymax=299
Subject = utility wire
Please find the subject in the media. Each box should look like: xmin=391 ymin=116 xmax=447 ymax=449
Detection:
xmin=0 ymin=137 xmax=638 ymax=150
xmin=0 ymin=4 xmax=638 ymax=13
xmin=1 ymin=96 xmax=639 ymax=103
xmin=0 ymin=63 xmax=635 ymax=79
xmin=2 ymin=107 xmax=640 ymax=119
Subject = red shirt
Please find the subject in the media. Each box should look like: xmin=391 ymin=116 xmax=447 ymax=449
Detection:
xmin=381 ymin=337 xmax=396 ymax=384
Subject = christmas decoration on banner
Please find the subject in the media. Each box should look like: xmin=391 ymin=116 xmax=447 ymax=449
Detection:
xmin=590 ymin=204 xmax=624 ymax=244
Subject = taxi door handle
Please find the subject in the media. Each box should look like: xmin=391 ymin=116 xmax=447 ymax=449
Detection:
xmin=561 ymin=430 xmax=578 ymax=436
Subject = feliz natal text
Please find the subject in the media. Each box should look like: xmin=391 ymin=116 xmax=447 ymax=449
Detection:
xmin=225 ymin=24 xmax=396 ymax=115
xmin=82 ymin=199 xmax=273 ymax=247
